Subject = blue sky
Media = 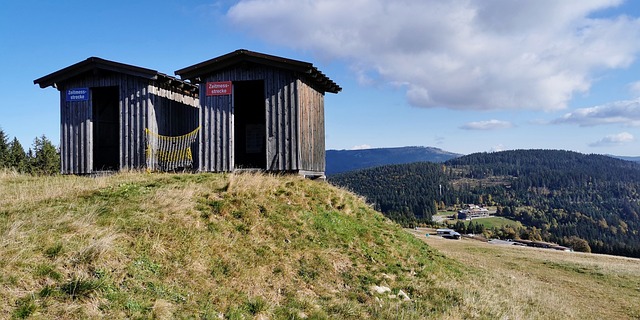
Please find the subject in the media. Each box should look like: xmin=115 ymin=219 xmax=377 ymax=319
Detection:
xmin=1 ymin=0 xmax=640 ymax=156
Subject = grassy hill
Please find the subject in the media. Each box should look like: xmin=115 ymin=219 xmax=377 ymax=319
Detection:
xmin=1 ymin=171 xmax=639 ymax=319
xmin=408 ymin=228 xmax=640 ymax=319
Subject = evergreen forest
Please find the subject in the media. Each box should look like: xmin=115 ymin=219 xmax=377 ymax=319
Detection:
xmin=0 ymin=127 xmax=60 ymax=175
xmin=329 ymin=150 xmax=640 ymax=258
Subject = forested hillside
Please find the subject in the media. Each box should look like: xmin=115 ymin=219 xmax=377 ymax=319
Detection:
xmin=329 ymin=162 xmax=449 ymax=225
xmin=330 ymin=150 xmax=640 ymax=257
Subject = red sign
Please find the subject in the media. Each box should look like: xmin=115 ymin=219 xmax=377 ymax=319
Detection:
xmin=206 ymin=81 xmax=232 ymax=96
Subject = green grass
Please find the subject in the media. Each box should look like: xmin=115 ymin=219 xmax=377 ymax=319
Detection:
xmin=0 ymin=171 xmax=469 ymax=319
xmin=410 ymin=228 xmax=640 ymax=319
xmin=443 ymin=216 xmax=522 ymax=230
xmin=469 ymin=216 xmax=521 ymax=229
xmin=2 ymin=170 xmax=638 ymax=319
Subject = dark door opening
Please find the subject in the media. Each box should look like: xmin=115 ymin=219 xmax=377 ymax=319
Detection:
xmin=234 ymin=80 xmax=266 ymax=169
xmin=92 ymin=86 xmax=119 ymax=171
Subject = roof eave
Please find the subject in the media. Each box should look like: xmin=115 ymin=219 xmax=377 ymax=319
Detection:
xmin=175 ymin=49 xmax=341 ymax=94
xmin=175 ymin=49 xmax=312 ymax=81
xmin=34 ymin=57 xmax=160 ymax=89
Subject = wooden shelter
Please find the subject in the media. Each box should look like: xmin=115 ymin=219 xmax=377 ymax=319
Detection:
xmin=34 ymin=50 xmax=340 ymax=177
xmin=175 ymin=49 xmax=341 ymax=178
xmin=34 ymin=57 xmax=199 ymax=174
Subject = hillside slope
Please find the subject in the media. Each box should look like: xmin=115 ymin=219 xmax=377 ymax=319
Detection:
xmin=408 ymin=229 xmax=640 ymax=319
xmin=2 ymin=171 xmax=639 ymax=319
xmin=326 ymin=146 xmax=460 ymax=175
xmin=0 ymin=171 xmax=465 ymax=319
xmin=330 ymin=150 xmax=640 ymax=257
xmin=447 ymin=150 xmax=640 ymax=256
xmin=329 ymin=162 xmax=447 ymax=224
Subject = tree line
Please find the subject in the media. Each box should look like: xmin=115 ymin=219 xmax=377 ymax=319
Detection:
xmin=0 ymin=127 xmax=60 ymax=175
xmin=329 ymin=161 xmax=448 ymax=226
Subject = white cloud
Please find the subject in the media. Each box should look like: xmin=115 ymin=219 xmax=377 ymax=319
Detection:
xmin=589 ymin=132 xmax=635 ymax=147
xmin=351 ymin=144 xmax=372 ymax=150
xmin=553 ymin=98 xmax=640 ymax=126
xmin=227 ymin=0 xmax=640 ymax=111
xmin=460 ymin=119 xmax=513 ymax=130
xmin=629 ymin=81 xmax=640 ymax=96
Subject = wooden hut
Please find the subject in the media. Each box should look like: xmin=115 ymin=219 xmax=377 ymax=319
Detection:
xmin=34 ymin=57 xmax=199 ymax=174
xmin=175 ymin=49 xmax=341 ymax=178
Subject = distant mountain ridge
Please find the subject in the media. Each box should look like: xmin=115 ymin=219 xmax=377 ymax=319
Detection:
xmin=326 ymin=146 xmax=461 ymax=175
xmin=612 ymin=155 xmax=640 ymax=162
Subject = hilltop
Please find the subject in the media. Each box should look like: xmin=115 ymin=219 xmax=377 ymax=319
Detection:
xmin=1 ymin=171 xmax=639 ymax=319
xmin=0 ymin=171 xmax=463 ymax=319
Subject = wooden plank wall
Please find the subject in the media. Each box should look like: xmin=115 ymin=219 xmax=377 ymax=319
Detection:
xmin=59 ymin=75 xmax=121 ymax=174
xmin=199 ymin=64 xmax=326 ymax=174
xmin=59 ymin=87 xmax=91 ymax=174
xmin=266 ymin=67 xmax=299 ymax=172
xmin=199 ymin=83 xmax=233 ymax=172
xmin=58 ymin=73 xmax=198 ymax=174
xmin=200 ymin=65 xmax=299 ymax=172
xmin=148 ymin=83 xmax=199 ymax=136
xmin=120 ymin=78 xmax=148 ymax=170
xmin=297 ymin=79 xmax=326 ymax=173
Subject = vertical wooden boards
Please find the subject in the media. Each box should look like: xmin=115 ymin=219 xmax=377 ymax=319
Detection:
xmin=200 ymin=80 xmax=233 ymax=172
xmin=298 ymin=78 xmax=326 ymax=173
xmin=57 ymin=73 xmax=198 ymax=174
xmin=59 ymin=77 xmax=94 ymax=174
xmin=198 ymin=64 xmax=325 ymax=175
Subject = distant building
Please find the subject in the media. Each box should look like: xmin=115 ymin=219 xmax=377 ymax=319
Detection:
xmin=458 ymin=204 xmax=489 ymax=220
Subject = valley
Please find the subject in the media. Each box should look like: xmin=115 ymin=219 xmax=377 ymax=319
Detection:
xmin=330 ymin=149 xmax=640 ymax=258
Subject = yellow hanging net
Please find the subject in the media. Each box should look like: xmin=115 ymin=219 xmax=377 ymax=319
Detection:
xmin=145 ymin=127 xmax=200 ymax=172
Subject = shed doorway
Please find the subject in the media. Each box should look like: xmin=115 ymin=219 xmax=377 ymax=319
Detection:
xmin=92 ymin=86 xmax=119 ymax=171
xmin=233 ymin=80 xmax=266 ymax=169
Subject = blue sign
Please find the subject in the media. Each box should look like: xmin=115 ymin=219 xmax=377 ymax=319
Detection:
xmin=66 ymin=88 xmax=89 ymax=102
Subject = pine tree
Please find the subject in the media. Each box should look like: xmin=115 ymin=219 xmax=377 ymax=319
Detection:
xmin=474 ymin=222 xmax=485 ymax=235
xmin=0 ymin=128 xmax=8 ymax=168
xmin=7 ymin=137 xmax=28 ymax=172
xmin=30 ymin=135 xmax=59 ymax=175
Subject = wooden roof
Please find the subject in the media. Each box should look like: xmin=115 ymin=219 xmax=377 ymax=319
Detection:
xmin=34 ymin=57 xmax=197 ymax=93
xmin=175 ymin=49 xmax=341 ymax=94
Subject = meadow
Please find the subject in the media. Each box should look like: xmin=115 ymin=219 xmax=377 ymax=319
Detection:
xmin=409 ymin=228 xmax=640 ymax=319
xmin=1 ymin=170 xmax=639 ymax=319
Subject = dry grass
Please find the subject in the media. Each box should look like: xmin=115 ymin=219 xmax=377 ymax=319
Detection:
xmin=1 ymin=172 xmax=462 ymax=318
xmin=408 ymin=228 xmax=640 ymax=319
xmin=2 ymin=171 xmax=637 ymax=319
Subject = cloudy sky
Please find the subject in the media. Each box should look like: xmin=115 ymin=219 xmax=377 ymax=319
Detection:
xmin=1 ymin=0 xmax=639 ymax=156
